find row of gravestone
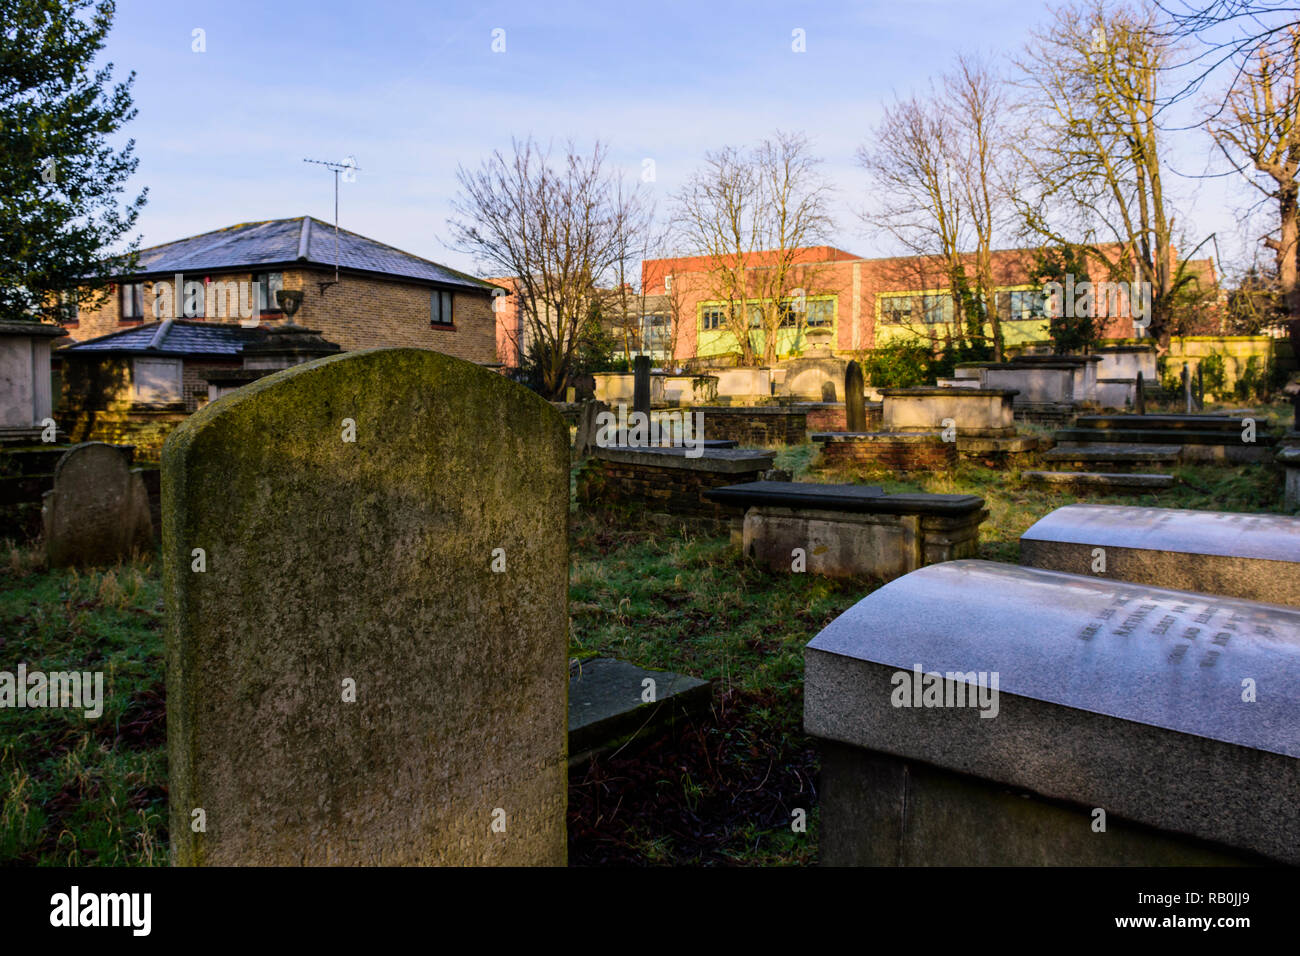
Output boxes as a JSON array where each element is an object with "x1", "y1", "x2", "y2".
[{"x1": 119, "y1": 349, "x2": 1300, "y2": 864}]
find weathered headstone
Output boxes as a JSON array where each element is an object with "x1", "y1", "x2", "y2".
[
  {"x1": 806, "y1": 560, "x2": 1300, "y2": 865},
  {"x1": 844, "y1": 360, "x2": 866, "y2": 432},
  {"x1": 163, "y1": 348, "x2": 570, "y2": 865},
  {"x1": 42, "y1": 442, "x2": 153, "y2": 568},
  {"x1": 633, "y1": 355, "x2": 651, "y2": 418},
  {"x1": 1134, "y1": 370, "x2": 1145, "y2": 415},
  {"x1": 572, "y1": 398, "x2": 610, "y2": 460},
  {"x1": 1020, "y1": 504, "x2": 1300, "y2": 606}
]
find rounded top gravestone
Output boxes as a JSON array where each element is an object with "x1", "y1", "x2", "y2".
[
  {"x1": 162, "y1": 348, "x2": 570, "y2": 866},
  {"x1": 43, "y1": 442, "x2": 153, "y2": 568}
]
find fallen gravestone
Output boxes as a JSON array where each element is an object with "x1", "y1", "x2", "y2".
[
  {"x1": 1020, "y1": 504, "x2": 1300, "y2": 606},
  {"x1": 42, "y1": 442, "x2": 153, "y2": 568},
  {"x1": 163, "y1": 348, "x2": 570, "y2": 865},
  {"x1": 568, "y1": 658, "x2": 710, "y2": 765},
  {"x1": 806, "y1": 560, "x2": 1300, "y2": 865}
]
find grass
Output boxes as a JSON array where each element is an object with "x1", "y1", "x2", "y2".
[
  {"x1": 0, "y1": 409, "x2": 1291, "y2": 865},
  {"x1": 0, "y1": 543, "x2": 166, "y2": 865}
]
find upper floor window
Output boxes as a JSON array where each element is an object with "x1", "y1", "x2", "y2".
[
  {"x1": 701, "y1": 306, "x2": 727, "y2": 331},
  {"x1": 806, "y1": 298, "x2": 834, "y2": 327},
  {"x1": 1000, "y1": 289, "x2": 1046, "y2": 321},
  {"x1": 254, "y1": 272, "x2": 284, "y2": 313},
  {"x1": 922, "y1": 294, "x2": 951, "y2": 325},
  {"x1": 120, "y1": 282, "x2": 144, "y2": 321},
  {"x1": 431, "y1": 289, "x2": 454, "y2": 326},
  {"x1": 880, "y1": 295, "x2": 912, "y2": 325},
  {"x1": 58, "y1": 290, "x2": 79, "y2": 324}
]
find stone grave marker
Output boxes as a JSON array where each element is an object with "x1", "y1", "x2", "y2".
[
  {"x1": 633, "y1": 355, "x2": 651, "y2": 417},
  {"x1": 573, "y1": 398, "x2": 610, "y2": 460},
  {"x1": 163, "y1": 348, "x2": 570, "y2": 865},
  {"x1": 1020, "y1": 504, "x2": 1300, "y2": 606},
  {"x1": 844, "y1": 361, "x2": 866, "y2": 432},
  {"x1": 42, "y1": 442, "x2": 153, "y2": 568},
  {"x1": 806, "y1": 560, "x2": 1300, "y2": 865}
]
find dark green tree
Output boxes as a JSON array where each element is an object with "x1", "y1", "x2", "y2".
[
  {"x1": 0, "y1": 0, "x2": 146, "y2": 323},
  {"x1": 1031, "y1": 243, "x2": 1099, "y2": 354}
]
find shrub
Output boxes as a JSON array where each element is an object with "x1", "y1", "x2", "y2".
[{"x1": 859, "y1": 340, "x2": 935, "y2": 388}]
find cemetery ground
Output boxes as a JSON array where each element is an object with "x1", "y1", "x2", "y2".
[{"x1": 0, "y1": 400, "x2": 1290, "y2": 866}]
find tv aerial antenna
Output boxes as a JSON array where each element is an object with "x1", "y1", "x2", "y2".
[{"x1": 303, "y1": 156, "x2": 359, "y2": 295}]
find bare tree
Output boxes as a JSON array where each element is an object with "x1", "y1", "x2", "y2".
[
  {"x1": 1209, "y1": 24, "x2": 1300, "y2": 323},
  {"x1": 449, "y1": 138, "x2": 647, "y2": 398},
  {"x1": 672, "y1": 132, "x2": 833, "y2": 366},
  {"x1": 948, "y1": 55, "x2": 1012, "y2": 359},
  {"x1": 1014, "y1": 0, "x2": 1199, "y2": 345},
  {"x1": 858, "y1": 58, "x2": 1013, "y2": 360}
]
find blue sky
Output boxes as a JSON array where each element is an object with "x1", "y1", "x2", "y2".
[{"x1": 99, "y1": 0, "x2": 1254, "y2": 275}]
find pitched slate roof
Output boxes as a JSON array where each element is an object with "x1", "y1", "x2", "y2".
[
  {"x1": 57, "y1": 319, "x2": 257, "y2": 356},
  {"x1": 114, "y1": 217, "x2": 492, "y2": 292}
]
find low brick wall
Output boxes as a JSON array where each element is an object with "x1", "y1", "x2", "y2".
[
  {"x1": 577, "y1": 446, "x2": 774, "y2": 529},
  {"x1": 692, "y1": 406, "x2": 806, "y2": 447},
  {"x1": 794, "y1": 402, "x2": 882, "y2": 434},
  {"x1": 813, "y1": 432, "x2": 957, "y2": 472}
]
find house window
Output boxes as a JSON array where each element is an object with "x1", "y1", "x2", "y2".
[
  {"x1": 922, "y1": 294, "x2": 952, "y2": 325},
  {"x1": 777, "y1": 300, "x2": 801, "y2": 328},
  {"x1": 1005, "y1": 289, "x2": 1046, "y2": 321},
  {"x1": 701, "y1": 307, "x2": 726, "y2": 331},
  {"x1": 747, "y1": 304, "x2": 764, "y2": 328},
  {"x1": 253, "y1": 272, "x2": 284, "y2": 313},
  {"x1": 120, "y1": 282, "x2": 144, "y2": 321},
  {"x1": 880, "y1": 295, "x2": 912, "y2": 325},
  {"x1": 431, "y1": 289, "x2": 454, "y2": 326},
  {"x1": 58, "y1": 291, "x2": 79, "y2": 325},
  {"x1": 180, "y1": 276, "x2": 206, "y2": 318},
  {"x1": 642, "y1": 313, "x2": 671, "y2": 353},
  {"x1": 132, "y1": 358, "x2": 183, "y2": 405},
  {"x1": 806, "y1": 298, "x2": 834, "y2": 327}
]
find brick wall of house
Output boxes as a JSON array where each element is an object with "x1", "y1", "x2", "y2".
[
  {"x1": 641, "y1": 244, "x2": 1178, "y2": 364},
  {"x1": 65, "y1": 268, "x2": 498, "y2": 365}
]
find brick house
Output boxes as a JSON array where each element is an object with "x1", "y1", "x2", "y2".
[
  {"x1": 635, "y1": 245, "x2": 1218, "y2": 365},
  {"x1": 64, "y1": 216, "x2": 499, "y2": 363}
]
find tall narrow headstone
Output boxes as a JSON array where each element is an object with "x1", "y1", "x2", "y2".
[
  {"x1": 163, "y1": 349, "x2": 570, "y2": 865},
  {"x1": 42, "y1": 442, "x2": 153, "y2": 568},
  {"x1": 633, "y1": 355, "x2": 651, "y2": 418},
  {"x1": 845, "y1": 360, "x2": 866, "y2": 432},
  {"x1": 1135, "y1": 371, "x2": 1145, "y2": 415},
  {"x1": 1182, "y1": 362, "x2": 1192, "y2": 414}
]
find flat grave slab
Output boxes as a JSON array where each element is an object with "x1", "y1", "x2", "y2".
[
  {"x1": 1021, "y1": 471, "x2": 1175, "y2": 491},
  {"x1": 705, "y1": 482, "x2": 986, "y2": 579},
  {"x1": 1021, "y1": 504, "x2": 1300, "y2": 605},
  {"x1": 805, "y1": 559, "x2": 1300, "y2": 864},
  {"x1": 568, "y1": 658, "x2": 710, "y2": 763}
]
